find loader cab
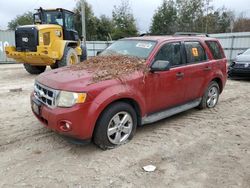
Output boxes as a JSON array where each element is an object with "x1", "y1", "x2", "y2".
[{"x1": 33, "y1": 8, "x2": 79, "y2": 41}]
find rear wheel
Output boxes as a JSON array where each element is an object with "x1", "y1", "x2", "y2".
[
  {"x1": 93, "y1": 102, "x2": 137, "y2": 150},
  {"x1": 23, "y1": 64, "x2": 46, "y2": 74},
  {"x1": 198, "y1": 81, "x2": 220, "y2": 109},
  {"x1": 57, "y1": 47, "x2": 79, "y2": 67}
]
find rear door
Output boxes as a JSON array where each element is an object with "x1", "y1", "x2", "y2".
[
  {"x1": 145, "y1": 41, "x2": 189, "y2": 113},
  {"x1": 205, "y1": 40, "x2": 227, "y2": 79},
  {"x1": 183, "y1": 41, "x2": 212, "y2": 101}
]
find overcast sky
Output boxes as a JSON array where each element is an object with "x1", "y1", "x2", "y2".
[{"x1": 0, "y1": 0, "x2": 249, "y2": 32}]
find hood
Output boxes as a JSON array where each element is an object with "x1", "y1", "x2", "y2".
[
  {"x1": 36, "y1": 66, "x2": 95, "y2": 92},
  {"x1": 235, "y1": 55, "x2": 250, "y2": 63},
  {"x1": 36, "y1": 66, "x2": 144, "y2": 92}
]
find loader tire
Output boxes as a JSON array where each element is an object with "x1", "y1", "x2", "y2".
[
  {"x1": 57, "y1": 47, "x2": 79, "y2": 67},
  {"x1": 23, "y1": 64, "x2": 46, "y2": 75}
]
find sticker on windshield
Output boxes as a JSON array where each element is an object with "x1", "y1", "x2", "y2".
[
  {"x1": 136, "y1": 43, "x2": 153, "y2": 49},
  {"x1": 192, "y1": 47, "x2": 199, "y2": 57}
]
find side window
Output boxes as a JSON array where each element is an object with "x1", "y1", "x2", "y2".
[
  {"x1": 154, "y1": 42, "x2": 182, "y2": 67},
  {"x1": 65, "y1": 12, "x2": 75, "y2": 30},
  {"x1": 206, "y1": 41, "x2": 224, "y2": 60},
  {"x1": 184, "y1": 41, "x2": 207, "y2": 64}
]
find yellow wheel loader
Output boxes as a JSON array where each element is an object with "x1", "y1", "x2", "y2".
[{"x1": 5, "y1": 8, "x2": 87, "y2": 74}]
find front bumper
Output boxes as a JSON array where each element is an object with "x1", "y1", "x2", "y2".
[
  {"x1": 228, "y1": 67, "x2": 250, "y2": 78},
  {"x1": 31, "y1": 95, "x2": 97, "y2": 140},
  {"x1": 5, "y1": 46, "x2": 59, "y2": 65}
]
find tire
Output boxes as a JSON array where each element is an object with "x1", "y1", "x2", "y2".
[
  {"x1": 93, "y1": 102, "x2": 137, "y2": 150},
  {"x1": 23, "y1": 64, "x2": 46, "y2": 75},
  {"x1": 57, "y1": 47, "x2": 79, "y2": 67},
  {"x1": 80, "y1": 45, "x2": 87, "y2": 62},
  {"x1": 198, "y1": 81, "x2": 220, "y2": 109}
]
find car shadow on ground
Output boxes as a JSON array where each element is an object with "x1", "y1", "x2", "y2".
[{"x1": 49, "y1": 107, "x2": 200, "y2": 153}]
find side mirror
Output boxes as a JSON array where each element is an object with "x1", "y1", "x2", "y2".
[
  {"x1": 150, "y1": 60, "x2": 170, "y2": 72},
  {"x1": 96, "y1": 50, "x2": 103, "y2": 56},
  {"x1": 34, "y1": 14, "x2": 42, "y2": 24}
]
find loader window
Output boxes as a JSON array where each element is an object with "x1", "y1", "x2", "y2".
[
  {"x1": 33, "y1": 13, "x2": 42, "y2": 24},
  {"x1": 65, "y1": 12, "x2": 75, "y2": 30}
]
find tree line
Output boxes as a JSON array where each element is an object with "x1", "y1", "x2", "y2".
[{"x1": 7, "y1": 0, "x2": 250, "y2": 41}]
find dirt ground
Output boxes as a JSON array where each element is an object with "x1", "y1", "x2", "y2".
[{"x1": 0, "y1": 64, "x2": 249, "y2": 188}]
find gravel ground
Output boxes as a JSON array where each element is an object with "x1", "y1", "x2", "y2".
[{"x1": 0, "y1": 64, "x2": 249, "y2": 188}]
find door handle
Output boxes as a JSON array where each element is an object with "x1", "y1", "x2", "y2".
[
  {"x1": 176, "y1": 72, "x2": 184, "y2": 78},
  {"x1": 203, "y1": 67, "x2": 212, "y2": 71}
]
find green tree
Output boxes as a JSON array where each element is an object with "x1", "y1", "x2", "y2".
[
  {"x1": 176, "y1": 0, "x2": 205, "y2": 32},
  {"x1": 74, "y1": 1, "x2": 98, "y2": 40},
  {"x1": 8, "y1": 12, "x2": 33, "y2": 30},
  {"x1": 204, "y1": 8, "x2": 234, "y2": 33},
  {"x1": 96, "y1": 15, "x2": 113, "y2": 41},
  {"x1": 112, "y1": 0, "x2": 138, "y2": 40},
  {"x1": 217, "y1": 9, "x2": 234, "y2": 33},
  {"x1": 150, "y1": 0, "x2": 177, "y2": 35}
]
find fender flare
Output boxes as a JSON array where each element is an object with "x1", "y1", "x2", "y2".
[{"x1": 86, "y1": 84, "x2": 146, "y2": 136}]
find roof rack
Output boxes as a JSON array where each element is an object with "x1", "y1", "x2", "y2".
[
  {"x1": 174, "y1": 32, "x2": 209, "y2": 37},
  {"x1": 139, "y1": 33, "x2": 151, "y2": 37}
]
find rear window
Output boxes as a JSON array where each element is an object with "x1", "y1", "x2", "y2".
[
  {"x1": 184, "y1": 41, "x2": 207, "y2": 63},
  {"x1": 206, "y1": 41, "x2": 224, "y2": 60}
]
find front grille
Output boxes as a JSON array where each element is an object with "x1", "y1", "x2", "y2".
[
  {"x1": 34, "y1": 82, "x2": 59, "y2": 108},
  {"x1": 15, "y1": 26, "x2": 38, "y2": 52},
  {"x1": 234, "y1": 63, "x2": 250, "y2": 69}
]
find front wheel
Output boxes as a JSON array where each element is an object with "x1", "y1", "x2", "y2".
[
  {"x1": 23, "y1": 64, "x2": 46, "y2": 74},
  {"x1": 198, "y1": 81, "x2": 220, "y2": 109},
  {"x1": 57, "y1": 47, "x2": 79, "y2": 67},
  {"x1": 93, "y1": 102, "x2": 137, "y2": 150}
]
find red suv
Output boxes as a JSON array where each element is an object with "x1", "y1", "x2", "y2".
[{"x1": 31, "y1": 36, "x2": 227, "y2": 149}]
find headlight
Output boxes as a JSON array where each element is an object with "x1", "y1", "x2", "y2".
[{"x1": 57, "y1": 91, "x2": 87, "y2": 107}]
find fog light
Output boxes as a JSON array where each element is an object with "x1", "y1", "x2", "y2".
[{"x1": 59, "y1": 120, "x2": 72, "y2": 132}]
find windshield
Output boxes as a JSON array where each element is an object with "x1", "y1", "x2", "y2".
[
  {"x1": 44, "y1": 11, "x2": 63, "y2": 26},
  {"x1": 243, "y1": 49, "x2": 250, "y2": 55},
  {"x1": 101, "y1": 40, "x2": 157, "y2": 59}
]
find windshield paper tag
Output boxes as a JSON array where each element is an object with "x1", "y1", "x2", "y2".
[{"x1": 136, "y1": 43, "x2": 153, "y2": 49}]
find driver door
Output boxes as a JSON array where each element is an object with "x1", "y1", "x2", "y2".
[{"x1": 145, "y1": 41, "x2": 188, "y2": 114}]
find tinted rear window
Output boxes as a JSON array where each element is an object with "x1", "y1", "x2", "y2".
[
  {"x1": 206, "y1": 41, "x2": 224, "y2": 60},
  {"x1": 184, "y1": 41, "x2": 207, "y2": 63}
]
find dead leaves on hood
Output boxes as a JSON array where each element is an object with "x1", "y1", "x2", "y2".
[{"x1": 71, "y1": 55, "x2": 148, "y2": 82}]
